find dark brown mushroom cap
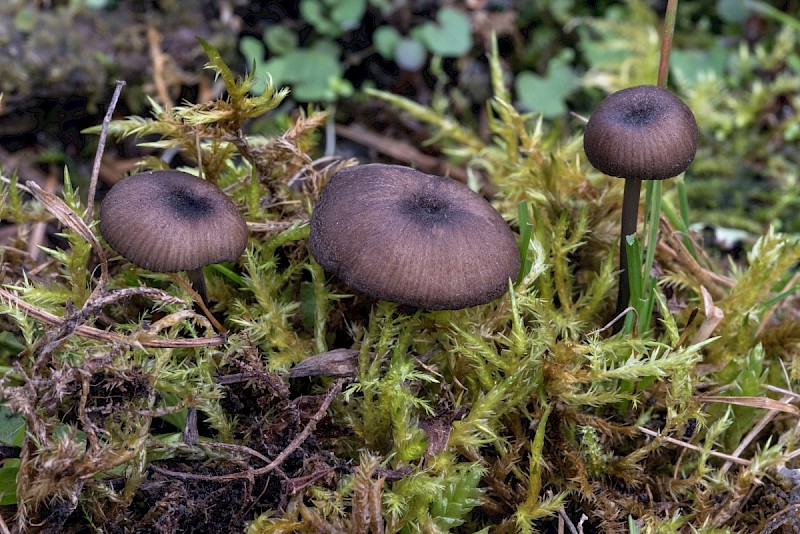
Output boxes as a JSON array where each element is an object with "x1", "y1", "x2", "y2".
[
  {"x1": 583, "y1": 85, "x2": 698, "y2": 181},
  {"x1": 99, "y1": 170, "x2": 248, "y2": 272},
  {"x1": 309, "y1": 164, "x2": 521, "y2": 310}
]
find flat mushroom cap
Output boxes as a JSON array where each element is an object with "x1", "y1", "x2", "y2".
[
  {"x1": 99, "y1": 170, "x2": 248, "y2": 272},
  {"x1": 309, "y1": 164, "x2": 521, "y2": 310},
  {"x1": 583, "y1": 85, "x2": 698, "y2": 181}
]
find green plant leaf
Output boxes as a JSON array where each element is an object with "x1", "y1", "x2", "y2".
[
  {"x1": 330, "y1": 0, "x2": 366, "y2": 31},
  {"x1": 83, "y1": 0, "x2": 116, "y2": 8},
  {"x1": 263, "y1": 25, "x2": 298, "y2": 55},
  {"x1": 197, "y1": 37, "x2": 238, "y2": 98},
  {"x1": 515, "y1": 53, "x2": 579, "y2": 117},
  {"x1": 431, "y1": 465, "x2": 485, "y2": 529},
  {"x1": 716, "y1": 0, "x2": 751, "y2": 23},
  {"x1": 300, "y1": 0, "x2": 366, "y2": 36},
  {"x1": 628, "y1": 515, "x2": 641, "y2": 534},
  {"x1": 0, "y1": 331, "x2": 25, "y2": 355},
  {"x1": 300, "y1": 0, "x2": 336, "y2": 35},
  {"x1": 263, "y1": 45, "x2": 345, "y2": 102},
  {"x1": 516, "y1": 200, "x2": 533, "y2": 284},
  {"x1": 238, "y1": 36, "x2": 268, "y2": 95},
  {"x1": 670, "y1": 43, "x2": 729, "y2": 85},
  {"x1": 416, "y1": 7, "x2": 472, "y2": 57},
  {"x1": 0, "y1": 405, "x2": 24, "y2": 446},
  {"x1": 395, "y1": 38, "x2": 427, "y2": 71},
  {"x1": 13, "y1": 8, "x2": 36, "y2": 32},
  {"x1": 373, "y1": 26, "x2": 401, "y2": 59},
  {"x1": 0, "y1": 460, "x2": 19, "y2": 505}
]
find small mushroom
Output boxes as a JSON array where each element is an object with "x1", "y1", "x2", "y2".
[
  {"x1": 99, "y1": 170, "x2": 248, "y2": 305},
  {"x1": 309, "y1": 164, "x2": 520, "y2": 310},
  {"x1": 583, "y1": 85, "x2": 697, "y2": 315}
]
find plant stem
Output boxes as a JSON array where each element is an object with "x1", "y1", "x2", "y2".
[
  {"x1": 187, "y1": 269, "x2": 209, "y2": 306},
  {"x1": 640, "y1": 180, "x2": 662, "y2": 332},
  {"x1": 86, "y1": 80, "x2": 125, "y2": 222},
  {"x1": 658, "y1": 0, "x2": 679, "y2": 88}
]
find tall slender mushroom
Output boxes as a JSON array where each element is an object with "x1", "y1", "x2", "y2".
[
  {"x1": 309, "y1": 164, "x2": 520, "y2": 310},
  {"x1": 99, "y1": 170, "x2": 248, "y2": 309},
  {"x1": 583, "y1": 85, "x2": 697, "y2": 315}
]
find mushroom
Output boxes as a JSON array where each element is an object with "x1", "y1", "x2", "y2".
[
  {"x1": 583, "y1": 85, "x2": 697, "y2": 315},
  {"x1": 99, "y1": 170, "x2": 248, "y2": 307},
  {"x1": 309, "y1": 164, "x2": 520, "y2": 310}
]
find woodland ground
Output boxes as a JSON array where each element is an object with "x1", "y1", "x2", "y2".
[{"x1": 1, "y1": 1, "x2": 800, "y2": 533}]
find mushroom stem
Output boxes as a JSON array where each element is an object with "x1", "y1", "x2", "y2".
[
  {"x1": 616, "y1": 177, "x2": 642, "y2": 319},
  {"x1": 168, "y1": 271, "x2": 228, "y2": 334},
  {"x1": 187, "y1": 268, "x2": 209, "y2": 305}
]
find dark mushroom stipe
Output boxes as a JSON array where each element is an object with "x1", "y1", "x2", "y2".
[
  {"x1": 617, "y1": 176, "x2": 643, "y2": 316},
  {"x1": 309, "y1": 164, "x2": 520, "y2": 310}
]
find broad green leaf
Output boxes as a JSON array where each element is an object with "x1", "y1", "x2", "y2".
[
  {"x1": 0, "y1": 460, "x2": 19, "y2": 505},
  {"x1": 238, "y1": 36, "x2": 269, "y2": 95},
  {"x1": 515, "y1": 54, "x2": 578, "y2": 117},
  {"x1": 373, "y1": 26, "x2": 401, "y2": 59},
  {"x1": 263, "y1": 25, "x2": 298, "y2": 54},
  {"x1": 416, "y1": 7, "x2": 472, "y2": 57},
  {"x1": 395, "y1": 38, "x2": 427, "y2": 71},
  {"x1": 263, "y1": 47, "x2": 344, "y2": 102}
]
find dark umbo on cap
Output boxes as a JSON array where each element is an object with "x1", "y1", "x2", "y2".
[
  {"x1": 309, "y1": 164, "x2": 520, "y2": 310},
  {"x1": 99, "y1": 170, "x2": 248, "y2": 272}
]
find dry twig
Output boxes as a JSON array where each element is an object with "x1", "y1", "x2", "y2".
[
  {"x1": 147, "y1": 26, "x2": 172, "y2": 112},
  {"x1": 689, "y1": 286, "x2": 724, "y2": 345},
  {"x1": 150, "y1": 378, "x2": 345, "y2": 482},
  {"x1": 86, "y1": 80, "x2": 126, "y2": 221},
  {"x1": 337, "y1": 123, "x2": 468, "y2": 183},
  {"x1": 658, "y1": 215, "x2": 732, "y2": 299},
  {"x1": 26, "y1": 173, "x2": 57, "y2": 264},
  {"x1": 760, "y1": 504, "x2": 800, "y2": 534},
  {"x1": 0, "y1": 286, "x2": 227, "y2": 348},
  {"x1": 0, "y1": 510, "x2": 10, "y2": 534},
  {"x1": 757, "y1": 271, "x2": 800, "y2": 337},
  {"x1": 25, "y1": 180, "x2": 109, "y2": 295},
  {"x1": 637, "y1": 426, "x2": 751, "y2": 466},
  {"x1": 712, "y1": 393, "x2": 798, "y2": 477}
]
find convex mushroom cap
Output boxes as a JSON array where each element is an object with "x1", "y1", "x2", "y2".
[
  {"x1": 309, "y1": 164, "x2": 520, "y2": 310},
  {"x1": 583, "y1": 85, "x2": 698, "y2": 181},
  {"x1": 99, "y1": 170, "x2": 248, "y2": 272}
]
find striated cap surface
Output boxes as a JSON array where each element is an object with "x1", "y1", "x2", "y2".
[
  {"x1": 583, "y1": 85, "x2": 698, "y2": 181},
  {"x1": 309, "y1": 164, "x2": 520, "y2": 310},
  {"x1": 99, "y1": 170, "x2": 248, "y2": 272}
]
